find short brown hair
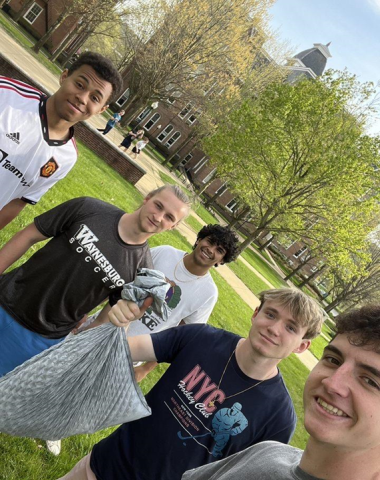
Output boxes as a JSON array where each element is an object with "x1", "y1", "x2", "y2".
[
  {"x1": 334, "y1": 305, "x2": 380, "y2": 352},
  {"x1": 258, "y1": 288, "x2": 324, "y2": 339}
]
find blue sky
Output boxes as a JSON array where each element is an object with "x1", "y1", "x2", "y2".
[{"x1": 269, "y1": 0, "x2": 380, "y2": 86}]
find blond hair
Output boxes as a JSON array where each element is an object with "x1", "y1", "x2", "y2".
[
  {"x1": 258, "y1": 288, "x2": 324, "y2": 339},
  {"x1": 147, "y1": 185, "x2": 192, "y2": 208}
]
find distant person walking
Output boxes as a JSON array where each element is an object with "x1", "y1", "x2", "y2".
[
  {"x1": 119, "y1": 129, "x2": 144, "y2": 152},
  {"x1": 97, "y1": 110, "x2": 125, "y2": 135},
  {"x1": 131, "y1": 137, "x2": 149, "y2": 159}
]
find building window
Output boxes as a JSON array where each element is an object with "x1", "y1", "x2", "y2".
[
  {"x1": 186, "y1": 114, "x2": 197, "y2": 125},
  {"x1": 293, "y1": 246, "x2": 307, "y2": 259},
  {"x1": 144, "y1": 113, "x2": 160, "y2": 130},
  {"x1": 226, "y1": 199, "x2": 238, "y2": 212},
  {"x1": 165, "y1": 131, "x2": 181, "y2": 148},
  {"x1": 202, "y1": 168, "x2": 216, "y2": 184},
  {"x1": 167, "y1": 96, "x2": 176, "y2": 105},
  {"x1": 136, "y1": 107, "x2": 151, "y2": 121},
  {"x1": 178, "y1": 104, "x2": 191, "y2": 119},
  {"x1": 193, "y1": 156, "x2": 207, "y2": 174},
  {"x1": 115, "y1": 88, "x2": 130, "y2": 107},
  {"x1": 180, "y1": 153, "x2": 193, "y2": 167},
  {"x1": 157, "y1": 124, "x2": 173, "y2": 142},
  {"x1": 24, "y1": 3, "x2": 43, "y2": 24}
]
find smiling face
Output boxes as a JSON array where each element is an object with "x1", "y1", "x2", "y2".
[
  {"x1": 303, "y1": 334, "x2": 380, "y2": 452},
  {"x1": 248, "y1": 300, "x2": 310, "y2": 361},
  {"x1": 137, "y1": 188, "x2": 189, "y2": 236},
  {"x1": 190, "y1": 236, "x2": 227, "y2": 273},
  {"x1": 49, "y1": 65, "x2": 113, "y2": 125}
]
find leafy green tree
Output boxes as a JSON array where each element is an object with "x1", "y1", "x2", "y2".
[
  {"x1": 202, "y1": 70, "x2": 380, "y2": 252},
  {"x1": 118, "y1": 0, "x2": 281, "y2": 125}
]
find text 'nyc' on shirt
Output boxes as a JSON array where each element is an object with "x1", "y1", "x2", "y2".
[
  {"x1": 0, "y1": 198, "x2": 152, "y2": 338},
  {"x1": 0, "y1": 76, "x2": 77, "y2": 208}
]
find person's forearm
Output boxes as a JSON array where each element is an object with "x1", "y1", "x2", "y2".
[
  {"x1": 134, "y1": 361, "x2": 158, "y2": 382},
  {"x1": 0, "y1": 199, "x2": 26, "y2": 230},
  {"x1": 0, "y1": 223, "x2": 47, "y2": 274}
]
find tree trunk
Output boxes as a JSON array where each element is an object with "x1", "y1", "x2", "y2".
[
  {"x1": 324, "y1": 297, "x2": 341, "y2": 313},
  {"x1": 50, "y1": 28, "x2": 78, "y2": 62},
  {"x1": 238, "y1": 229, "x2": 263, "y2": 253},
  {"x1": 229, "y1": 206, "x2": 250, "y2": 229},
  {"x1": 298, "y1": 265, "x2": 326, "y2": 288},
  {"x1": 258, "y1": 237, "x2": 273, "y2": 251},
  {"x1": 13, "y1": 0, "x2": 35, "y2": 22},
  {"x1": 205, "y1": 185, "x2": 227, "y2": 208},
  {"x1": 284, "y1": 260, "x2": 311, "y2": 280},
  {"x1": 32, "y1": 12, "x2": 68, "y2": 53},
  {"x1": 198, "y1": 175, "x2": 216, "y2": 195}
]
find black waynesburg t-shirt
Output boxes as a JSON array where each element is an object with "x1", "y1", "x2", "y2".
[{"x1": 0, "y1": 197, "x2": 152, "y2": 338}]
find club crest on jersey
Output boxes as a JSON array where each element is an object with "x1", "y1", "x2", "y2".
[{"x1": 40, "y1": 157, "x2": 58, "y2": 177}]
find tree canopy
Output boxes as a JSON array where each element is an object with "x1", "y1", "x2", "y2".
[{"x1": 202, "y1": 70, "x2": 380, "y2": 252}]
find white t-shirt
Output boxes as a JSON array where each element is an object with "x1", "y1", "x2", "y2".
[
  {"x1": 0, "y1": 76, "x2": 77, "y2": 209},
  {"x1": 127, "y1": 245, "x2": 218, "y2": 337}
]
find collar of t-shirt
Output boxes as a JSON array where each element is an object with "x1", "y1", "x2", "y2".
[{"x1": 39, "y1": 96, "x2": 75, "y2": 147}]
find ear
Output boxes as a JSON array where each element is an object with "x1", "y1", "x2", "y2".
[
  {"x1": 251, "y1": 306, "x2": 259, "y2": 321},
  {"x1": 59, "y1": 69, "x2": 69, "y2": 85},
  {"x1": 99, "y1": 104, "x2": 109, "y2": 114},
  {"x1": 292, "y1": 339, "x2": 311, "y2": 354}
]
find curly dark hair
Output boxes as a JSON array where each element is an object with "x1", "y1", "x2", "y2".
[
  {"x1": 194, "y1": 224, "x2": 239, "y2": 264},
  {"x1": 67, "y1": 52, "x2": 123, "y2": 103},
  {"x1": 334, "y1": 305, "x2": 380, "y2": 352}
]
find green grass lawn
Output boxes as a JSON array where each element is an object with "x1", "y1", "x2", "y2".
[
  {"x1": 0, "y1": 140, "x2": 311, "y2": 478},
  {"x1": 0, "y1": 13, "x2": 62, "y2": 77},
  {"x1": 240, "y1": 248, "x2": 288, "y2": 289},
  {"x1": 229, "y1": 259, "x2": 270, "y2": 295},
  {"x1": 193, "y1": 204, "x2": 218, "y2": 225},
  {"x1": 185, "y1": 214, "x2": 203, "y2": 233}
]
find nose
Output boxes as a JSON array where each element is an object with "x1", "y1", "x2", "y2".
[
  {"x1": 321, "y1": 364, "x2": 351, "y2": 397},
  {"x1": 75, "y1": 90, "x2": 89, "y2": 105},
  {"x1": 267, "y1": 321, "x2": 281, "y2": 337}
]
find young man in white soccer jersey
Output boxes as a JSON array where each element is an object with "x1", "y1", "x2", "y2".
[{"x1": 0, "y1": 51, "x2": 122, "y2": 230}]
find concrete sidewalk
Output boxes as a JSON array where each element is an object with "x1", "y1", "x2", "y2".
[{"x1": 0, "y1": 24, "x2": 318, "y2": 371}]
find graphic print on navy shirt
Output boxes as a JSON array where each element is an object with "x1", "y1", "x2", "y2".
[{"x1": 167, "y1": 361, "x2": 249, "y2": 458}]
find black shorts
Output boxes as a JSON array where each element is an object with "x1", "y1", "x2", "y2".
[{"x1": 132, "y1": 146, "x2": 140, "y2": 154}]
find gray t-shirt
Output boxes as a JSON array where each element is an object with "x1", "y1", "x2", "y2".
[
  {"x1": 0, "y1": 197, "x2": 152, "y2": 338},
  {"x1": 182, "y1": 441, "x2": 323, "y2": 480}
]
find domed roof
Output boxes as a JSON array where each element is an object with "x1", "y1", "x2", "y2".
[{"x1": 293, "y1": 43, "x2": 332, "y2": 77}]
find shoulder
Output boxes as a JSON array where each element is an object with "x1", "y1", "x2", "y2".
[
  {"x1": 0, "y1": 76, "x2": 43, "y2": 102},
  {"x1": 151, "y1": 245, "x2": 185, "y2": 257}
]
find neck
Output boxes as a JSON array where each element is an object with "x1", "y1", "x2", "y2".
[
  {"x1": 299, "y1": 438, "x2": 380, "y2": 480},
  {"x1": 183, "y1": 252, "x2": 210, "y2": 276},
  {"x1": 118, "y1": 212, "x2": 150, "y2": 245},
  {"x1": 235, "y1": 339, "x2": 278, "y2": 380},
  {"x1": 45, "y1": 96, "x2": 72, "y2": 140}
]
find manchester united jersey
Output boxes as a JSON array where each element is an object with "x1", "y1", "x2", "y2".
[{"x1": 0, "y1": 76, "x2": 77, "y2": 208}]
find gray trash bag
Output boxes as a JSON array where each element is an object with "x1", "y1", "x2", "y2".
[
  {"x1": 121, "y1": 267, "x2": 172, "y2": 321},
  {"x1": 0, "y1": 323, "x2": 151, "y2": 440}
]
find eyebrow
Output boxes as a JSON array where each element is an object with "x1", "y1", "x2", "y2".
[
  {"x1": 324, "y1": 344, "x2": 380, "y2": 379},
  {"x1": 265, "y1": 307, "x2": 298, "y2": 326},
  {"x1": 77, "y1": 74, "x2": 105, "y2": 99}
]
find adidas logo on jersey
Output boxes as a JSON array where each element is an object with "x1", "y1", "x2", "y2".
[{"x1": 6, "y1": 132, "x2": 20, "y2": 145}]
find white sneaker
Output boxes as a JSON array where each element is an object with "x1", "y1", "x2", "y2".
[{"x1": 46, "y1": 439, "x2": 61, "y2": 456}]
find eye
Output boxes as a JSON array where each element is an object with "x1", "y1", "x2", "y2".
[
  {"x1": 76, "y1": 82, "x2": 84, "y2": 89},
  {"x1": 363, "y1": 377, "x2": 380, "y2": 391},
  {"x1": 92, "y1": 95, "x2": 100, "y2": 103},
  {"x1": 165, "y1": 214, "x2": 175, "y2": 222},
  {"x1": 287, "y1": 324, "x2": 297, "y2": 333},
  {"x1": 217, "y1": 247, "x2": 225, "y2": 254},
  {"x1": 266, "y1": 311, "x2": 275, "y2": 320},
  {"x1": 323, "y1": 355, "x2": 341, "y2": 366},
  {"x1": 155, "y1": 202, "x2": 163, "y2": 210}
]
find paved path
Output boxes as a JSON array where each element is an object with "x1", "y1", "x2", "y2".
[{"x1": 0, "y1": 24, "x2": 318, "y2": 370}]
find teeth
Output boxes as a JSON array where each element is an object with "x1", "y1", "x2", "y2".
[{"x1": 317, "y1": 398, "x2": 348, "y2": 417}]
